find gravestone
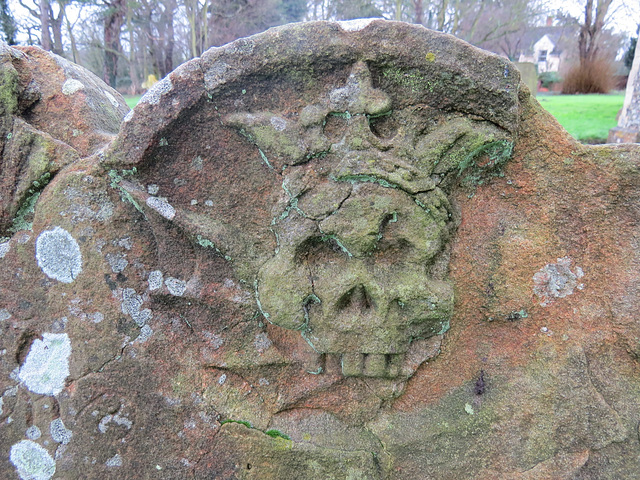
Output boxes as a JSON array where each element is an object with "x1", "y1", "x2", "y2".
[
  {"x1": 2, "y1": 20, "x2": 640, "y2": 479},
  {"x1": 514, "y1": 61, "x2": 537, "y2": 96},
  {"x1": 609, "y1": 41, "x2": 640, "y2": 143}
]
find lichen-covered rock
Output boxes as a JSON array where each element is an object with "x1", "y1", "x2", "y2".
[
  {"x1": 2, "y1": 20, "x2": 640, "y2": 480},
  {"x1": 0, "y1": 42, "x2": 128, "y2": 236}
]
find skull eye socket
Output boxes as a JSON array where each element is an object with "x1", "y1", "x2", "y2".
[
  {"x1": 294, "y1": 236, "x2": 351, "y2": 265},
  {"x1": 368, "y1": 113, "x2": 398, "y2": 139}
]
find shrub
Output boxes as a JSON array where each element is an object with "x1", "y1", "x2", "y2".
[
  {"x1": 562, "y1": 58, "x2": 615, "y2": 94},
  {"x1": 538, "y1": 71, "x2": 562, "y2": 89}
]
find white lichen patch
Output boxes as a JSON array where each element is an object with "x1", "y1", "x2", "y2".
[
  {"x1": 35, "y1": 227, "x2": 82, "y2": 283},
  {"x1": 105, "y1": 252, "x2": 128, "y2": 273},
  {"x1": 105, "y1": 453, "x2": 123, "y2": 467},
  {"x1": 270, "y1": 116, "x2": 287, "y2": 131},
  {"x1": 98, "y1": 407, "x2": 132, "y2": 433},
  {"x1": 148, "y1": 270, "x2": 163, "y2": 291},
  {"x1": 203, "y1": 331, "x2": 223, "y2": 349},
  {"x1": 103, "y1": 90, "x2": 120, "y2": 108},
  {"x1": 61, "y1": 78, "x2": 84, "y2": 95},
  {"x1": 54, "y1": 443, "x2": 67, "y2": 461},
  {"x1": 204, "y1": 61, "x2": 230, "y2": 90},
  {"x1": 26, "y1": 425, "x2": 42, "y2": 440},
  {"x1": 62, "y1": 187, "x2": 115, "y2": 224},
  {"x1": 139, "y1": 77, "x2": 173, "y2": 105},
  {"x1": 134, "y1": 324, "x2": 153, "y2": 343},
  {"x1": 254, "y1": 332, "x2": 272, "y2": 352},
  {"x1": 337, "y1": 18, "x2": 378, "y2": 32},
  {"x1": 147, "y1": 184, "x2": 160, "y2": 195},
  {"x1": 166, "y1": 277, "x2": 187, "y2": 296},
  {"x1": 117, "y1": 237, "x2": 133, "y2": 250},
  {"x1": 18, "y1": 333, "x2": 71, "y2": 396},
  {"x1": 17, "y1": 233, "x2": 30, "y2": 244},
  {"x1": 10, "y1": 440, "x2": 56, "y2": 480},
  {"x1": 533, "y1": 257, "x2": 584, "y2": 306},
  {"x1": 0, "y1": 239, "x2": 10, "y2": 258},
  {"x1": 50, "y1": 418, "x2": 72, "y2": 444},
  {"x1": 88, "y1": 312, "x2": 104, "y2": 324},
  {"x1": 0, "y1": 308, "x2": 11, "y2": 321},
  {"x1": 146, "y1": 196, "x2": 176, "y2": 220},
  {"x1": 119, "y1": 288, "x2": 152, "y2": 326}
]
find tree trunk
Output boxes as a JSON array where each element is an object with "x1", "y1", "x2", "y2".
[
  {"x1": 164, "y1": 0, "x2": 176, "y2": 76},
  {"x1": 126, "y1": 2, "x2": 140, "y2": 94},
  {"x1": 39, "y1": 0, "x2": 52, "y2": 51},
  {"x1": 63, "y1": 3, "x2": 78, "y2": 63},
  {"x1": 437, "y1": 0, "x2": 447, "y2": 31},
  {"x1": 50, "y1": 3, "x2": 64, "y2": 56},
  {"x1": 578, "y1": 0, "x2": 614, "y2": 65},
  {"x1": 414, "y1": 0, "x2": 423, "y2": 25},
  {"x1": 104, "y1": 0, "x2": 126, "y2": 88}
]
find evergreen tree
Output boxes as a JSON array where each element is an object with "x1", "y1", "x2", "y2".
[{"x1": 0, "y1": 0, "x2": 17, "y2": 44}]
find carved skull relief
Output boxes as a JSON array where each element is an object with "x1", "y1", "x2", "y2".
[
  {"x1": 224, "y1": 62, "x2": 511, "y2": 378},
  {"x1": 256, "y1": 182, "x2": 455, "y2": 378}
]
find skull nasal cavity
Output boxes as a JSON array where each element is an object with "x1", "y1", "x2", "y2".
[{"x1": 337, "y1": 285, "x2": 375, "y2": 311}]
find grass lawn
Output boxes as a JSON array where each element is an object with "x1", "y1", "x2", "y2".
[
  {"x1": 537, "y1": 93, "x2": 625, "y2": 143},
  {"x1": 123, "y1": 95, "x2": 141, "y2": 109}
]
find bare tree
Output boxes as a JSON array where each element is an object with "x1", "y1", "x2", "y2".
[
  {"x1": 18, "y1": 0, "x2": 67, "y2": 53},
  {"x1": 578, "y1": 0, "x2": 614, "y2": 65}
]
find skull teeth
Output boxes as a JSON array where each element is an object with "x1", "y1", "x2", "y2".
[{"x1": 341, "y1": 353, "x2": 402, "y2": 378}]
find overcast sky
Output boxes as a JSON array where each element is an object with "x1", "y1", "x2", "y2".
[{"x1": 556, "y1": 0, "x2": 640, "y2": 35}]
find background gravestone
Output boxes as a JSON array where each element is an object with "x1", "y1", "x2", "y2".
[
  {"x1": 2, "y1": 20, "x2": 640, "y2": 480},
  {"x1": 514, "y1": 61, "x2": 537, "y2": 96},
  {"x1": 609, "y1": 40, "x2": 640, "y2": 143}
]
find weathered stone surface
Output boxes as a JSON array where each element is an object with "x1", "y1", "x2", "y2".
[
  {"x1": 0, "y1": 42, "x2": 129, "y2": 236},
  {"x1": 2, "y1": 20, "x2": 640, "y2": 479}
]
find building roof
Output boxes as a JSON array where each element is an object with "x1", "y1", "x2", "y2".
[{"x1": 518, "y1": 25, "x2": 578, "y2": 55}]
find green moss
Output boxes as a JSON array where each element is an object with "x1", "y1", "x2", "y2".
[
  {"x1": 258, "y1": 148, "x2": 274, "y2": 170},
  {"x1": 0, "y1": 66, "x2": 19, "y2": 116},
  {"x1": 221, "y1": 420, "x2": 292, "y2": 442},
  {"x1": 335, "y1": 174, "x2": 398, "y2": 190},
  {"x1": 265, "y1": 429, "x2": 291, "y2": 440},
  {"x1": 8, "y1": 172, "x2": 52, "y2": 233},
  {"x1": 221, "y1": 419, "x2": 253, "y2": 428},
  {"x1": 457, "y1": 140, "x2": 514, "y2": 186},
  {"x1": 506, "y1": 309, "x2": 528, "y2": 321},
  {"x1": 329, "y1": 111, "x2": 352, "y2": 120},
  {"x1": 107, "y1": 168, "x2": 145, "y2": 216},
  {"x1": 196, "y1": 234, "x2": 232, "y2": 261},
  {"x1": 382, "y1": 68, "x2": 435, "y2": 93},
  {"x1": 254, "y1": 278, "x2": 271, "y2": 321},
  {"x1": 9, "y1": 192, "x2": 40, "y2": 233}
]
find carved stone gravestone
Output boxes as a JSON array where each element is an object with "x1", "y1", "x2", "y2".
[
  {"x1": 609, "y1": 41, "x2": 640, "y2": 143},
  {"x1": 2, "y1": 20, "x2": 640, "y2": 479}
]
